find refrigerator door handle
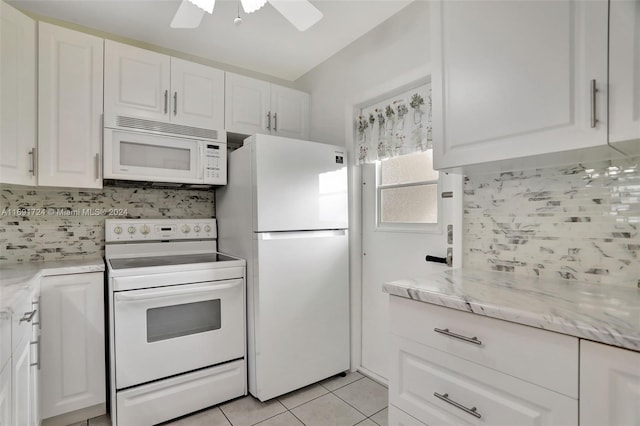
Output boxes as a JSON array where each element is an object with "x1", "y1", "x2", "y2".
[{"x1": 256, "y1": 230, "x2": 347, "y2": 240}]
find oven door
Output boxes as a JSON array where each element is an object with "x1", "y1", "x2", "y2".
[
  {"x1": 114, "y1": 279, "x2": 244, "y2": 389},
  {"x1": 104, "y1": 128, "x2": 204, "y2": 184}
]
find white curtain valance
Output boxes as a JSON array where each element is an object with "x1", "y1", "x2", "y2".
[{"x1": 355, "y1": 82, "x2": 432, "y2": 164}]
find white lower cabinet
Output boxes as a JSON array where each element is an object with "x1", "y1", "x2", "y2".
[
  {"x1": 579, "y1": 340, "x2": 640, "y2": 425},
  {"x1": 0, "y1": 362, "x2": 11, "y2": 426},
  {"x1": 40, "y1": 272, "x2": 105, "y2": 421},
  {"x1": 390, "y1": 335, "x2": 577, "y2": 425},
  {"x1": 389, "y1": 296, "x2": 579, "y2": 425},
  {"x1": 10, "y1": 285, "x2": 40, "y2": 426}
]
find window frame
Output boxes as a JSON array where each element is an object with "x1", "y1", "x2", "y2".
[{"x1": 374, "y1": 152, "x2": 443, "y2": 234}]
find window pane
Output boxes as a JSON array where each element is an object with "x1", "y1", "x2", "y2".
[
  {"x1": 380, "y1": 151, "x2": 438, "y2": 185},
  {"x1": 380, "y1": 184, "x2": 438, "y2": 223},
  {"x1": 146, "y1": 299, "x2": 221, "y2": 343}
]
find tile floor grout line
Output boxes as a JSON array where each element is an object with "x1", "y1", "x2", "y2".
[
  {"x1": 287, "y1": 407, "x2": 308, "y2": 426},
  {"x1": 279, "y1": 388, "x2": 330, "y2": 411},
  {"x1": 330, "y1": 387, "x2": 378, "y2": 419}
]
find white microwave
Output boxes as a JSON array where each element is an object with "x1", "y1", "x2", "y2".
[{"x1": 104, "y1": 127, "x2": 227, "y2": 186}]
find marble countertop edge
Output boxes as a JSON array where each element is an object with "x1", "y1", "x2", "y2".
[{"x1": 383, "y1": 273, "x2": 640, "y2": 353}]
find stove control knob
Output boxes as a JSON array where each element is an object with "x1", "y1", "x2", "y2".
[
  {"x1": 128, "y1": 226, "x2": 136, "y2": 234},
  {"x1": 113, "y1": 226, "x2": 122, "y2": 235},
  {"x1": 193, "y1": 225, "x2": 201, "y2": 233},
  {"x1": 140, "y1": 225, "x2": 150, "y2": 235},
  {"x1": 204, "y1": 225, "x2": 212, "y2": 233},
  {"x1": 181, "y1": 224, "x2": 191, "y2": 234}
]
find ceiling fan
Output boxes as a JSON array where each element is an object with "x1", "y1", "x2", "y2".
[{"x1": 170, "y1": 0, "x2": 323, "y2": 31}]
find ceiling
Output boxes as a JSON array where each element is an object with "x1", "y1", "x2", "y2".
[{"x1": 9, "y1": 0, "x2": 413, "y2": 81}]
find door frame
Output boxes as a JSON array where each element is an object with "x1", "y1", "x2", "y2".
[{"x1": 345, "y1": 65, "x2": 463, "y2": 380}]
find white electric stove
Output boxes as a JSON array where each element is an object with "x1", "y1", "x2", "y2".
[{"x1": 105, "y1": 219, "x2": 246, "y2": 426}]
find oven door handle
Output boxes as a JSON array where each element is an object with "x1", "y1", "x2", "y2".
[{"x1": 115, "y1": 280, "x2": 241, "y2": 302}]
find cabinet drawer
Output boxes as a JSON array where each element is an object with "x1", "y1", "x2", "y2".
[
  {"x1": 116, "y1": 360, "x2": 245, "y2": 426},
  {"x1": 389, "y1": 405, "x2": 428, "y2": 426},
  {"x1": 389, "y1": 296, "x2": 578, "y2": 397},
  {"x1": 390, "y1": 335, "x2": 577, "y2": 426}
]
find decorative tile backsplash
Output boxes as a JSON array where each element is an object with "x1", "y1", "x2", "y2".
[
  {"x1": 0, "y1": 185, "x2": 215, "y2": 263},
  {"x1": 463, "y1": 157, "x2": 640, "y2": 286}
]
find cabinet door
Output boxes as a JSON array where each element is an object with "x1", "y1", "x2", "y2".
[
  {"x1": 0, "y1": 362, "x2": 11, "y2": 426},
  {"x1": 0, "y1": 2, "x2": 36, "y2": 186},
  {"x1": 580, "y1": 340, "x2": 640, "y2": 426},
  {"x1": 104, "y1": 40, "x2": 171, "y2": 126},
  {"x1": 225, "y1": 73, "x2": 270, "y2": 135},
  {"x1": 11, "y1": 338, "x2": 33, "y2": 426},
  {"x1": 171, "y1": 58, "x2": 224, "y2": 129},
  {"x1": 609, "y1": 0, "x2": 640, "y2": 150},
  {"x1": 40, "y1": 273, "x2": 105, "y2": 419},
  {"x1": 38, "y1": 23, "x2": 104, "y2": 189},
  {"x1": 270, "y1": 85, "x2": 309, "y2": 140},
  {"x1": 431, "y1": 0, "x2": 608, "y2": 170}
]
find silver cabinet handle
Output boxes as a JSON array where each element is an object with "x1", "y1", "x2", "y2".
[
  {"x1": 267, "y1": 111, "x2": 272, "y2": 130},
  {"x1": 95, "y1": 153, "x2": 100, "y2": 180},
  {"x1": 164, "y1": 90, "x2": 168, "y2": 114},
  {"x1": 28, "y1": 148, "x2": 37, "y2": 176},
  {"x1": 28, "y1": 148, "x2": 35, "y2": 176},
  {"x1": 30, "y1": 336, "x2": 40, "y2": 370},
  {"x1": 174, "y1": 92, "x2": 178, "y2": 115},
  {"x1": 590, "y1": 79, "x2": 598, "y2": 128},
  {"x1": 273, "y1": 112, "x2": 278, "y2": 132},
  {"x1": 19, "y1": 309, "x2": 37, "y2": 324},
  {"x1": 434, "y1": 327, "x2": 482, "y2": 345},
  {"x1": 434, "y1": 392, "x2": 481, "y2": 419}
]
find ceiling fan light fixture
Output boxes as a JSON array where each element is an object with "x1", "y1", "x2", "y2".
[
  {"x1": 241, "y1": 0, "x2": 267, "y2": 14},
  {"x1": 187, "y1": 0, "x2": 216, "y2": 14}
]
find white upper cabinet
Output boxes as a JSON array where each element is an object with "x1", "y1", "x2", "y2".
[
  {"x1": 225, "y1": 72, "x2": 310, "y2": 139},
  {"x1": 0, "y1": 1, "x2": 36, "y2": 186},
  {"x1": 225, "y1": 73, "x2": 271, "y2": 135},
  {"x1": 171, "y1": 57, "x2": 224, "y2": 129},
  {"x1": 580, "y1": 340, "x2": 640, "y2": 425},
  {"x1": 38, "y1": 22, "x2": 104, "y2": 189},
  {"x1": 104, "y1": 41, "x2": 170, "y2": 125},
  {"x1": 104, "y1": 40, "x2": 224, "y2": 130},
  {"x1": 609, "y1": 0, "x2": 640, "y2": 152},
  {"x1": 270, "y1": 85, "x2": 310, "y2": 139},
  {"x1": 431, "y1": 0, "x2": 608, "y2": 170}
]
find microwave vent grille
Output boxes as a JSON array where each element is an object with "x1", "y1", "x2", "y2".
[{"x1": 116, "y1": 116, "x2": 220, "y2": 140}]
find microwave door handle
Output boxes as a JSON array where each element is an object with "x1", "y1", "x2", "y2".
[
  {"x1": 198, "y1": 143, "x2": 204, "y2": 180},
  {"x1": 115, "y1": 281, "x2": 241, "y2": 302}
]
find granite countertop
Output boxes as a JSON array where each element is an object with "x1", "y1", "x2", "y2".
[
  {"x1": 0, "y1": 258, "x2": 105, "y2": 313},
  {"x1": 384, "y1": 269, "x2": 640, "y2": 352}
]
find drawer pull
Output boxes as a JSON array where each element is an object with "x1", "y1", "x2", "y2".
[
  {"x1": 434, "y1": 392, "x2": 482, "y2": 419},
  {"x1": 434, "y1": 327, "x2": 482, "y2": 345},
  {"x1": 19, "y1": 309, "x2": 37, "y2": 324}
]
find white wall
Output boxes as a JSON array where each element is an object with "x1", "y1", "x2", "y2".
[{"x1": 296, "y1": 1, "x2": 430, "y2": 146}]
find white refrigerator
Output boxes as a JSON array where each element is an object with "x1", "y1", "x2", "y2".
[{"x1": 216, "y1": 134, "x2": 350, "y2": 401}]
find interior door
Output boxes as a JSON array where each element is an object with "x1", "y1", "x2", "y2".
[{"x1": 361, "y1": 158, "x2": 461, "y2": 381}]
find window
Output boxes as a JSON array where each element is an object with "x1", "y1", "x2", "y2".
[{"x1": 377, "y1": 150, "x2": 440, "y2": 230}]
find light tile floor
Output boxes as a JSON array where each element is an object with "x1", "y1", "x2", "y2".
[{"x1": 79, "y1": 372, "x2": 388, "y2": 426}]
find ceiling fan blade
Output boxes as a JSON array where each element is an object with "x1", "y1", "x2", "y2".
[
  {"x1": 268, "y1": 0, "x2": 323, "y2": 31},
  {"x1": 170, "y1": 0, "x2": 206, "y2": 29}
]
